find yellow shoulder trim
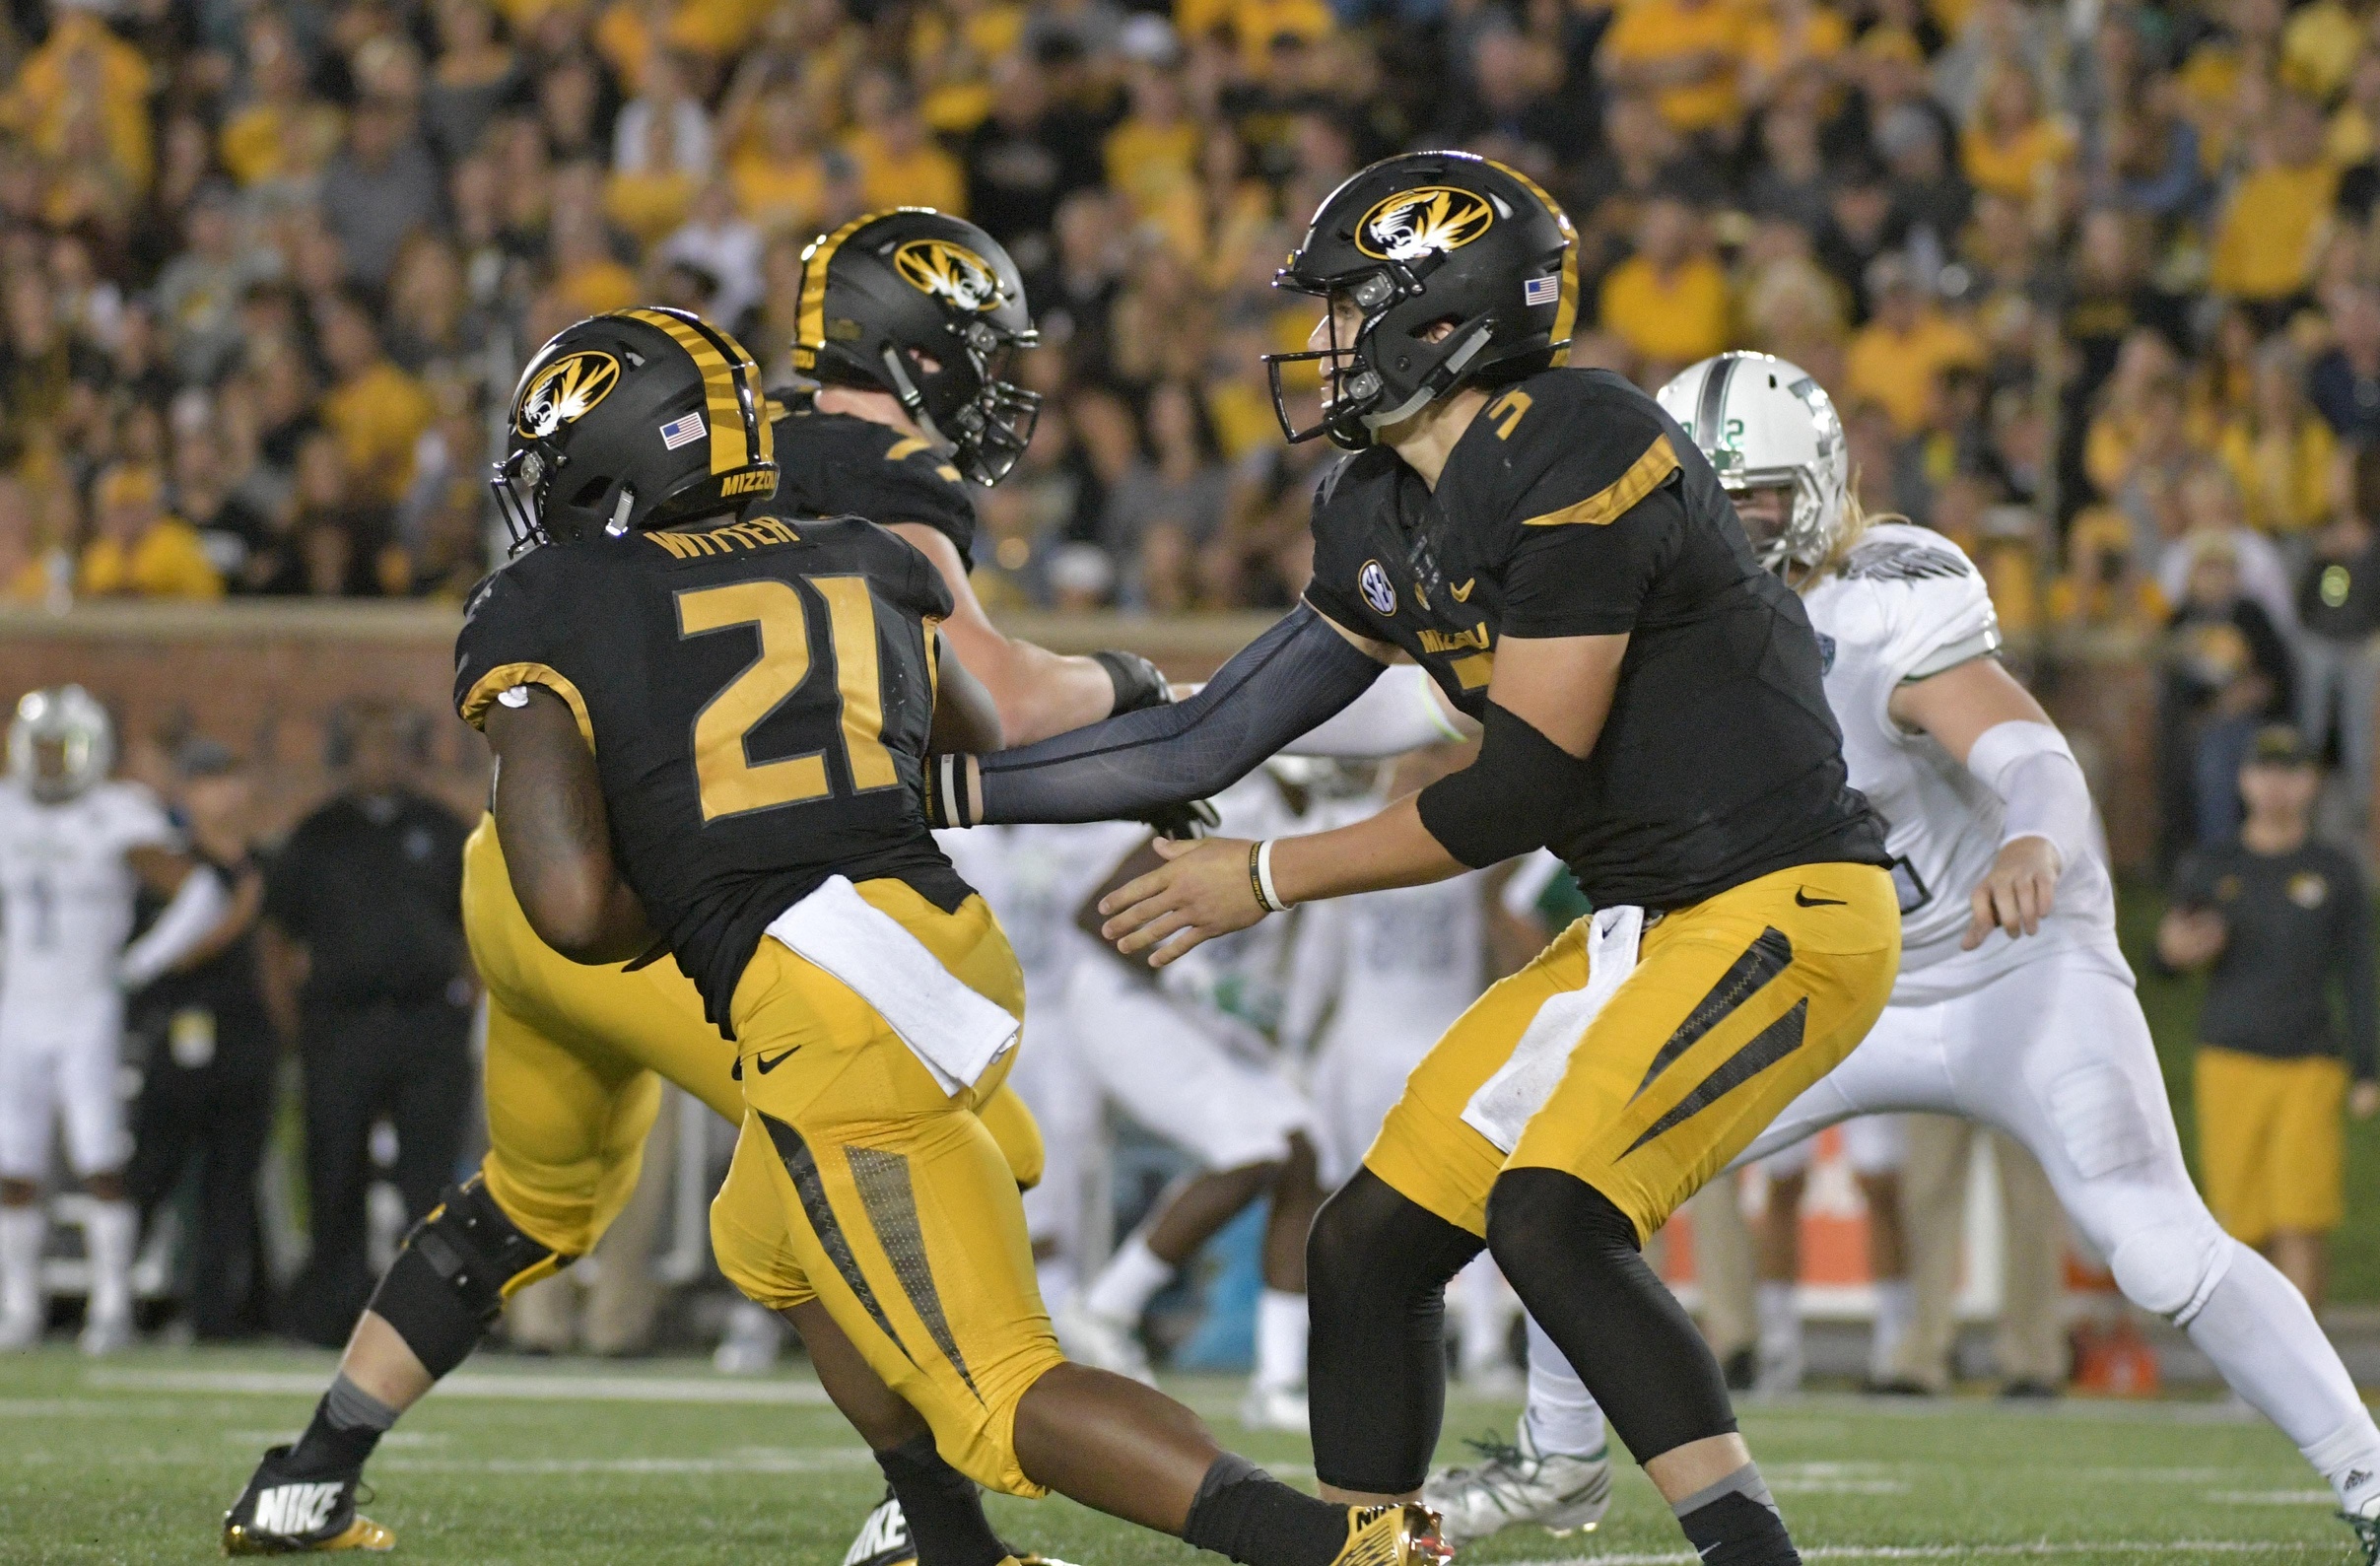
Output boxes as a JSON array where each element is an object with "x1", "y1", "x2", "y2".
[
  {"x1": 459, "y1": 661, "x2": 595, "y2": 754},
  {"x1": 1521, "y1": 434, "x2": 1679, "y2": 527}
]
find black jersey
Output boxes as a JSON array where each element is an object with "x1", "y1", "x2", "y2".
[
  {"x1": 454, "y1": 514, "x2": 968, "y2": 1030},
  {"x1": 768, "y1": 394, "x2": 982, "y2": 570},
  {"x1": 2172, "y1": 838, "x2": 2377, "y2": 1076},
  {"x1": 1303, "y1": 367, "x2": 1887, "y2": 911}
]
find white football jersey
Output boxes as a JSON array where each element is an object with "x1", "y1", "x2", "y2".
[
  {"x1": 1802, "y1": 524, "x2": 2116, "y2": 991},
  {"x1": 1289, "y1": 794, "x2": 1489, "y2": 1049},
  {"x1": 0, "y1": 779, "x2": 175, "y2": 1016}
]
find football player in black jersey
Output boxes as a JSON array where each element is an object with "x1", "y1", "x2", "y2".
[
  {"x1": 927, "y1": 154, "x2": 1901, "y2": 1566},
  {"x1": 772, "y1": 207, "x2": 1168, "y2": 743},
  {"x1": 260, "y1": 306, "x2": 1446, "y2": 1566},
  {"x1": 219, "y1": 307, "x2": 1040, "y2": 1559},
  {"x1": 222, "y1": 225, "x2": 1172, "y2": 1562}
]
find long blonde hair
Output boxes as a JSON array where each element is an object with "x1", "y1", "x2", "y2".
[{"x1": 1790, "y1": 475, "x2": 1891, "y2": 592}]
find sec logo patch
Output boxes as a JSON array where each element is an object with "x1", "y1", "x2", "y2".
[{"x1": 1359, "y1": 560, "x2": 1396, "y2": 616}]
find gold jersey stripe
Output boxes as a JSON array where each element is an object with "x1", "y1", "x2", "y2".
[
  {"x1": 1522, "y1": 433, "x2": 1678, "y2": 528},
  {"x1": 1487, "y1": 158, "x2": 1580, "y2": 367},
  {"x1": 627, "y1": 308, "x2": 745, "y2": 476},
  {"x1": 459, "y1": 661, "x2": 595, "y2": 753},
  {"x1": 794, "y1": 213, "x2": 880, "y2": 374}
]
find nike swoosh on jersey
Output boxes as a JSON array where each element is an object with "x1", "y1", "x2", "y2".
[
  {"x1": 1793, "y1": 888, "x2": 1846, "y2": 907},
  {"x1": 754, "y1": 1048, "x2": 800, "y2": 1074}
]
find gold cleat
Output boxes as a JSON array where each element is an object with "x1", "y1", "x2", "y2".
[
  {"x1": 224, "y1": 1516, "x2": 395, "y2": 1555},
  {"x1": 1332, "y1": 1503, "x2": 1456, "y2": 1566}
]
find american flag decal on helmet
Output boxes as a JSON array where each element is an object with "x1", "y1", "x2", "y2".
[
  {"x1": 1524, "y1": 276, "x2": 1559, "y2": 306},
  {"x1": 659, "y1": 412, "x2": 706, "y2": 450}
]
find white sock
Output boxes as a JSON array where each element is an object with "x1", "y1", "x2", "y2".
[
  {"x1": 2185, "y1": 1240, "x2": 2380, "y2": 1511},
  {"x1": 1083, "y1": 1233, "x2": 1174, "y2": 1323},
  {"x1": 83, "y1": 1200, "x2": 135, "y2": 1326},
  {"x1": 1756, "y1": 1281, "x2": 1802, "y2": 1363},
  {"x1": 0, "y1": 1207, "x2": 42, "y2": 1323},
  {"x1": 1254, "y1": 1288, "x2": 1307, "y2": 1392},
  {"x1": 1870, "y1": 1278, "x2": 1914, "y2": 1382},
  {"x1": 1522, "y1": 1314, "x2": 1606, "y2": 1458}
]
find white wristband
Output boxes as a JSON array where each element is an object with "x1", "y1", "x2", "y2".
[{"x1": 1255, "y1": 839, "x2": 1293, "y2": 913}]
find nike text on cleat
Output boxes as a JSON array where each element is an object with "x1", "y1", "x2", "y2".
[
  {"x1": 222, "y1": 1445, "x2": 394, "y2": 1554},
  {"x1": 842, "y1": 1490, "x2": 917, "y2": 1566},
  {"x1": 1422, "y1": 1422, "x2": 1612, "y2": 1546},
  {"x1": 1792, "y1": 888, "x2": 1845, "y2": 907},
  {"x1": 1332, "y1": 1502, "x2": 1454, "y2": 1566}
]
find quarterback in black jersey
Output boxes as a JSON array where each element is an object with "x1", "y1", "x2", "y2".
[
  {"x1": 401, "y1": 306, "x2": 1445, "y2": 1566},
  {"x1": 929, "y1": 154, "x2": 1898, "y2": 1566}
]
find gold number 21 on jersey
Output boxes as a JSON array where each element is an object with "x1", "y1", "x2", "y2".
[{"x1": 677, "y1": 577, "x2": 898, "y2": 821}]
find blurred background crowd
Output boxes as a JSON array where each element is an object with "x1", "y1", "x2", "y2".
[{"x1": 12, "y1": 0, "x2": 2380, "y2": 652}]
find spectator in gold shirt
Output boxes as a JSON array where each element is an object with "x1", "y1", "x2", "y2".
[
  {"x1": 316, "y1": 290, "x2": 436, "y2": 510},
  {"x1": 1843, "y1": 253, "x2": 1986, "y2": 437},
  {"x1": 1597, "y1": 196, "x2": 1731, "y2": 384},
  {"x1": 2210, "y1": 93, "x2": 2340, "y2": 326},
  {"x1": 1598, "y1": 0, "x2": 1744, "y2": 137},
  {"x1": 77, "y1": 465, "x2": 223, "y2": 601}
]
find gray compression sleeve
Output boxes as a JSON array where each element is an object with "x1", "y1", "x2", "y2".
[{"x1": 954, "y1": 604, "x2": 1385, "y2": 826}]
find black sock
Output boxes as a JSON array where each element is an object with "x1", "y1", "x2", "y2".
[
  {"x1": 285, "y1": 1375, "x2": 398, "y2": 1477},
  {"x1": 876, "y1": 1435, "x2": 1007, "y2": 1566},
  {"x1": 1181, "y1": 1454, "x2": 1352, "y2": 1566},
  {"x1": 1674, "y1": 1464, "x2": 1799, "y2": 1566}
]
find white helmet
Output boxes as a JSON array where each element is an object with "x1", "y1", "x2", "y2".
[
  {"x1": 9, "y1": 686, "x2": 114, "y2": 802},
  {"x1": 1657, "y1": 352, "x2": 1848, "y2": 573}
]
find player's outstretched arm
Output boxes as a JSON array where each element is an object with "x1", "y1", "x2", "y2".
[
  {"x1": 894, "y1": 523, "x2": 1162, "y2": 742},
  {"x1": 482, "y1": 687, "x2": 655, "y2": 965},
  {"x1": 928, "y1": 631, "x2": 1002, "y2": 754},
  {"x1": 1098, "y1": 633, "x2": 1623, "y2": 967},
  {"x1": 929, "y1": 602, "x2": 1389, "y2": 830},
  {"x1": 1887, "y1": 656, "x2": 2091, "y2": 947}
]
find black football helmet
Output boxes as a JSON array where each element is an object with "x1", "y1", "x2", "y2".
[
  {"x1": 791, "y1": 208, "x2": 1041, "y2": 485},
  {"x1": 1265, "y1": 152, "x2": 1577, "y2": 448},
  {"x1": 492, "y1": 307, "x2": 775, "y2": 551}
]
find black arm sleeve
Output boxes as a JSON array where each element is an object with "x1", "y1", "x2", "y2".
[
  {"x1": 953, "y1": 604, "x2": 1385, "y2": 827},
  {"x1": 1413, "y1": 702, "x2": 1595, "y2": 868}
]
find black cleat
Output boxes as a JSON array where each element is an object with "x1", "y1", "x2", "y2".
[{"x1": 221, "y1": 1445, "x2": 394, "y2": 1554}]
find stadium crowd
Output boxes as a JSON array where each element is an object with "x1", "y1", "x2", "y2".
[{"x1": 0, "y1": 0, "x2": 2379, "y2": 653}]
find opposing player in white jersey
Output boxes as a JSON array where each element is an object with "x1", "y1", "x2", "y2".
[
  {"x1": 0, "y1": 687, "x2": 226, "y2": 1353},
  {"x1": 1056, "y1": 770, "x2": 1325, "y2": 1430},
  {"x1": 1441, "y1": 352, "x2": 2380, "y2": 1561}
]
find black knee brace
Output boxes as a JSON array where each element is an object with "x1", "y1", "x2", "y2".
[
  {"x1": 1306, "y1": 1170, "x2": 1484, "y2": 1495},
  {"x1": 368, "y1": 1178, "x2": 572, "y2": 1378},
  {"x1": 1486, "y1": 1168, "x2": 1735, "y2": 1464}
]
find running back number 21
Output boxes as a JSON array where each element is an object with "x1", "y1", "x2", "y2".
[{"x1": 676, "y1": 578, "x2": 901, "y2": 821}]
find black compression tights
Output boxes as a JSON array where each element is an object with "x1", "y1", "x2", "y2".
[
  {"x1": 1306, "y1": 1168, "x2": 1739, "y2": 1494},
  {"x1": 1486, "y1": 1167, "x2": 1738, "y2": 1464},
  {"x1": 1306, "y1": 1171, "x2": 1483, "y2": 1495}
]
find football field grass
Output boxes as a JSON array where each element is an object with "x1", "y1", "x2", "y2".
[{"x1": 0, "y1": 1344, "x2": 2365, "y2": 1565}]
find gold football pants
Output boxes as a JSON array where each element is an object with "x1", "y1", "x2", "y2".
[
  {"x1": 463, "y1": 818, "x2": 1043, "y2": 1264},
  {"x1": 707, "y1": 877, "x2": 1062, "y2": 1497},
  {"x1": 1366, "y1": 860, "x2": 1899, "y2": 1242}
]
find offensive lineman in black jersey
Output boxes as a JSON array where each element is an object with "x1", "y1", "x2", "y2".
[
  {"x1": 221, "y1": 225, "x2": 1175, "y2": 1558},
  {"x1": 433, "y1": 306, "x2": 1449, "y2": 1566},
  {"x1": 926, "y1": 153, "x2": 1899, "y2": 1566}
]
